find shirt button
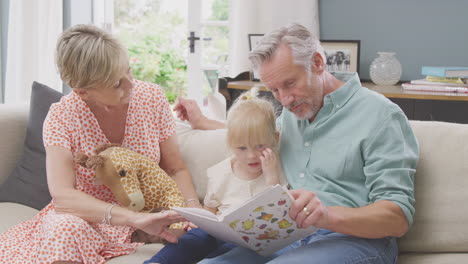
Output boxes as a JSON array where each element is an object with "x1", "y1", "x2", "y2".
[
  {"x1": 299, "y1": 173, "x2": 305, "y2": 178},
  {"x1": 304, "y1": 142, "x2": 310, "y2": 147}
]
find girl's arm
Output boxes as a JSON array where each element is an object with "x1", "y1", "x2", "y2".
[
  {"x1": 159, "y1": 134, "x2": 202, "y2": 208},
  {"x1": 46, "y1": 145, "x2": 184, "y2": 242}
]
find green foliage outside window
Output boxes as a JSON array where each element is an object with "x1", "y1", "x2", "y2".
[
  {"x1": 114, "y1": 0, "x2": 229, "y2": 102},
  {"x1": 115, "y1": 0, "x2": 187, "y2": 102}
]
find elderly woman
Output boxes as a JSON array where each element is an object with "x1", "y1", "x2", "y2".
[{"x1": 0, "y1": 24, "x2": 201, "y2": 263}]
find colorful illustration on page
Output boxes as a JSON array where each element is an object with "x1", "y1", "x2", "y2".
[{"x1": 228, "y1": 191, "x2": 301, "y2": 254}]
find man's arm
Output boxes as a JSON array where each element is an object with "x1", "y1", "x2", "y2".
[
  {"x1": 290, "y1": 190, "x2": 408, "y2": 238},
  {"x1": 173, "y1": 97, "x2": 225, "y2": 130},
  {"x1": 290, "y1": 111, "x2": 419, "y2": 239}
]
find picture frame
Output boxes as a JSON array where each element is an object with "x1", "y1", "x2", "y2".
[
  {"x1": 248, "y1": 34, "x2": 264, "y2": 81},
  {"x1": 320, "y1": 40, "x2": 360, "y2": 75}
]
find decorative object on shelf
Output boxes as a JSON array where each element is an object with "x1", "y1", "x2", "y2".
[
  {"x1": 320, "y1": 40, "x2": 360, "y2": 75},
  {"x1": 248, "y1": 34, "x2": 264, "y2": 81},
  {"x1": 369, "y1": 52, "x2": 402, "y2": 85}
]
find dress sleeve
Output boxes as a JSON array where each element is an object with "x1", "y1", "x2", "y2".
[
  {"x1": 43, "y1": 103, "x2": 72, "y2": 150},
  {"x1": 153, "y1": 84, "x2": 176, "y2": 142},
  {"x1": 362, "y1": 111, "x2": 419, "y2": 226}
]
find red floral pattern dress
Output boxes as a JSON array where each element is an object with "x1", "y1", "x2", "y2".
[{"x1": 0, "y1": 80, "x2": 176, "y2": 264}]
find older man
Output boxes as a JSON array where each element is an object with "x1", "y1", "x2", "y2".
[{"x1": 175, "y1": 23, "x2": 418, "y2": 264}]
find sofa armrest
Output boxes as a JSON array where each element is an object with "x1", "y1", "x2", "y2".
[{"x1": 0, "y1": 104, "x2": 29, "y2": 184}]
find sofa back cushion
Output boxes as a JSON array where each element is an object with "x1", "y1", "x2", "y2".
[
  {"x1": 176, "y1": 122, "x2": 230, "y2": 199},
  {"x1": 398, "y1": 121, "x2": 468, "y2": 253},
  {"x1": 0, "y1": 82, "x2": 62, "y2": 209},
  {"x1": 0, "y1": 104, "x2": 29, "y2": 185}
]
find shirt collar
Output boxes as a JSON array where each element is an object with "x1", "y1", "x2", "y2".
[{"x1": 325, "y1": 72, "x2": 361, "y2": 109}]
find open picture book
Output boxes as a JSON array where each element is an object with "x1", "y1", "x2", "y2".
[{"x1": 172, "y1": 184, "x2": 317, "y2": 256}]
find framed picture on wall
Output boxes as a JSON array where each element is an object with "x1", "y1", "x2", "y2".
[
  {"x1": 320, "y1": 40, "x2": 360, "y2": 75},
  {"x1": 248, "y1": 34, "x2": 264, "y2": 81}
]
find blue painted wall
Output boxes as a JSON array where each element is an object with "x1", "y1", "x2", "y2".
[{"x1": 319, "y1": 0, "x2": 468, "y2": 81}]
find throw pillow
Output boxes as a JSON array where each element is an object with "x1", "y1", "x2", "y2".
[{"x1": 0, "y1": 82, "x2": 63, "y2": 209}]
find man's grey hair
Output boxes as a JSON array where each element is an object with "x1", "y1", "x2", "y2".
[{"x1": 249, "y1": 23, "x2": 325, "y2": 73}]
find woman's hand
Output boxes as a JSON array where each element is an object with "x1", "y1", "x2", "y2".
[{"x1": 132, "y1": 210, "x2": 186, "y2": 243}]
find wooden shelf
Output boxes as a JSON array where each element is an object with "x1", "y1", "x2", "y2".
[{"x1": 227, "y1": 81, "x2": 468, "y2": 102}]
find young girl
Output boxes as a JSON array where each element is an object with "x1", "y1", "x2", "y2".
[{"x1": 144, "y1": 88, "x2": 286, "y2": 264}]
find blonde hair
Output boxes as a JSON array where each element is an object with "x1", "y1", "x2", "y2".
[
  {"x1": 227, "y1": 88, "x2": 278, "y2": 151},
  {"x1": 55, "y1": 24, "x2": 129, "y2": 89}
]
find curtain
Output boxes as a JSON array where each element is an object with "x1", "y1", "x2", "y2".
[
  {"x1": 228, "y1": 0, "x2": 320, "y2": 77},
  {"x1": 4, "y1": 0, "x2": 62, "y2": 104},
  {"x1": 0, "y1": 30, "x2": 2, "y2": 103}
]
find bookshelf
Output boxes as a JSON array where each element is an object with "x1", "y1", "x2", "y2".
[
  {"x1": 225, "y1": 81, "x2": 468, "y2": 123},
  {"x1": 226, "y1": 81, "x2": 468, "y2": 101}
]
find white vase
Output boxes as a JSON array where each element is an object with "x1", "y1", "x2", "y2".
[{"x1": 369, "y1": 52, "x2": 402, "y2": 85}]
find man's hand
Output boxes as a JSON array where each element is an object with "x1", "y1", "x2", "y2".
[
  {"x1": 173, "y1": 97, "x2": 225, "y2": 130},
  {"x1": 173, "y1": 97, "x2": 206, "y2": 129},
  {"x1": 290, "y1": 189, "x2": 331, "y2": 229}
]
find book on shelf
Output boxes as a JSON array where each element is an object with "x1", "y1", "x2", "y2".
[
  {"x1": 172, "y1": 184, "x2": 317, "y2": 256},
  {"x1": 425, "y1": 76, "x2": 467, "y2": 84},
  {"x1": 411, "y1": 79, "x2": 468, "y2": 87},
  {"x1": 421, "y1": 66, "x2": 468, "y2": 78},
  {"x1": 402, "y1": 83, "x2": 468, "y2": 93}
]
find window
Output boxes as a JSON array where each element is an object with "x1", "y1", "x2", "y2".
[{"x1": 113, "y1": 0, "x2": 230, "y2": 103}]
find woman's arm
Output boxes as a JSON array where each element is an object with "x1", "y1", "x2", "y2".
[
  {"x1": 159, "y1": 134, "x2": 202, "y2": 208},
  {"x1": 46, "y1": 145, "x2": 184, "y2": 242}
]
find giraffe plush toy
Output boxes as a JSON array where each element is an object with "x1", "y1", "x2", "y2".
[{"x1": 75, "y1": 144, "x2": 186, "y2": 223}]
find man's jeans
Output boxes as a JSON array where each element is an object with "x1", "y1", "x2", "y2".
[{"x1": 198, "y1": 229, "x2": 398, "y2": 264}]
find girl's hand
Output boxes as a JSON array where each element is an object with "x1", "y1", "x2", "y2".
[
  {"x1": 260, "y1": 148, "x2": 280, "y2": 185},
  {"x1": 132, "y1": 210, "x2": 186, "y2": 243},
  {"x1": 186, "y1": 198, "x2": 203, "y2": 209},
  {"x1": 183, "y1": 221, "x2": 198, "y2": 231}
]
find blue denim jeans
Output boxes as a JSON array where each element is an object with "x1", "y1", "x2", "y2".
[
  {"x1": 144, "y1": 228, "x2": 236, "y2": 264},
  {"x1": 198, "y1": 229, "x2": 398, "y2": 264}
]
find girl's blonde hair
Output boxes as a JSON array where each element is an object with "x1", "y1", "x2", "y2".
[
  {"x1": 55, "y1": 24, "x2": 129, "y2": 90},
  {"x1": 226, "y1": 87, "x2": 278, "y2": 151}
]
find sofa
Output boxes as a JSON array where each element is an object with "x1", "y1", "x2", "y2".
[{"x1": 1, "y1": 101, "x2": 468, "y2": 263}]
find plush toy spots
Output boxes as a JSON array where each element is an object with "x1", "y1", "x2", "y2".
[{"x1": 75, "y1": 144, "x2": 186, "y2": 213}]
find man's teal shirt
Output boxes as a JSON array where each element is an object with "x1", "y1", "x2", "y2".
[{"x1": 278, "y1": 72, "x2": 419, "y2": 225}]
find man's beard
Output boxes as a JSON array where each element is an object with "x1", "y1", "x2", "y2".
[{"x1": 288, "y1": 95, "x2": 322, "y2": 121}]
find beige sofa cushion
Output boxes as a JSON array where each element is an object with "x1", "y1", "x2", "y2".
[
  {"x1": 399, "y1": 253, "x2": 468, "y2": 264},
  {"x1": 176, "y1": 121, "x2": 230, "y2": 200},
  {"x1": 0, "y1": 202, "x2": 38, "y2": 233},
  {"x1": 0, "y1": 104, "x2": 28, "y2": 185},
  {"x1": 398, "y1": 121, "x2": 468, "y2": 253}
]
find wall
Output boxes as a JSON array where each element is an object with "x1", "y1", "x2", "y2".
[
  {"x1": 0, "y1": 0, "x2": 9, "y2": 102},
  {"x1": 319, "y1": 0, "x2": 468, "y2": 81}
]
